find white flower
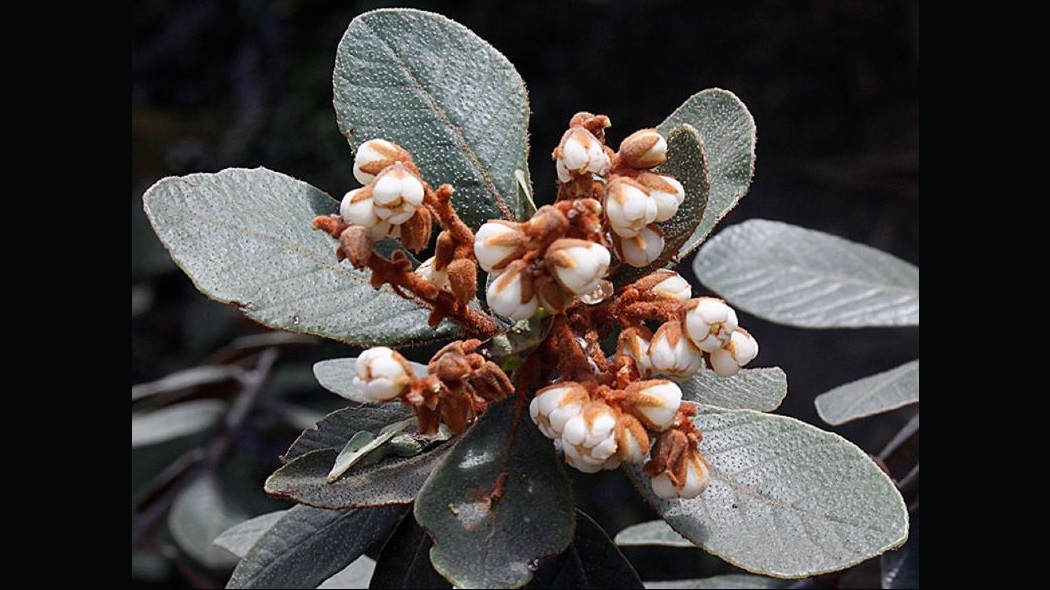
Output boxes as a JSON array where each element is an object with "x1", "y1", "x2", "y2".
[
  {"x1": 616, "y1": 225, "x2": 664, "y2": 267},
  {"x1": 651, "y1": 453, "x2": 709, "y2": 500},
  {"x1": 546, "y1": 238, "x2": 611, "y2": 296},
  {"x1": 485, "y1": 261, "x2": 538, "y2": 321},
  {"x1": 371, "y1": 164, "x2": 425, "y2": 225},
  {"x1": 415, "y1": 257, "x2": 449, "y2": 290},
  {"x1": 709, "y1": 328, "x2": 759, "y2": 377},
  {"x1": 618, "y1": 128, "x2": 667, "y2": 169},
  {"x1": 353, "y1": 139, "x2": 411, "y2": 185},
  {"x1": 650, "y1": 271, "x2": 692, "y2": 303},
  {"x1": 648, "y1": 321, "x2": 704, "y2": 379},
  {"x1": 473, "y1": 220, "x2": 527, "y2": 273},
  {"x1": 605, "y1": 179, "x2": 657, "y2": 238},
  {"x1": 683, "y1": 297, "x2": 738, "y2": 353},
  {"x1": 340, "y1": 188, "x2": 397, "y2": 239},
  {"x1": 530, "y1": 382, "x2": 589, "y2": 440},
  {"x1": 561, "y1": 401, "x2": 619, "y2": 473},
  {"x1": 353, "y1": 347, "x2": 413, "y2": 402},
  {"x1": 555, "y1": 128, "x2": 610, "y2": 182},
  {"x1": 625, "y1": 380, "x2": 682, "y2": 431}
]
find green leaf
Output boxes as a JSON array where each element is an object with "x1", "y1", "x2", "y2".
[
  {"x1": 695, "y1": 220, "x2": 920, "y2": 328},
  {"x1": 644, "y1": 574, "x2": 788, "y2": 589},
  {"x1": 143, "y1": 168, "x2": 457, "y2": 347},
  {"x1": 815, "y1": 361, "x2": 919, "y2": 426},
  {"x1": 320, "y1": 556, "x2": 378, "y2": 589},
  {"x1": 881, "y1": 505, "x2": 919, "y2": 589},
  {"x1": 282, "y1": 404, "x2": 413, "y2": 464},
  {"x1": 214, "y1": 511, "x2": 288, "y2": 559},
  {"x1": 658, "y1": 89, "x2": 755, "y2": 255},
  {"x1": 616, "y1": 125, "x2": 711, "y2": 285},
  {"x1": 614, "y1": 519, "x2": 693, "y2": 548},
  {"x1": 328, "y1": 419, "x2": 415, "y2": 482},
  {"x1": 415, "y1": 399, "x2": 575, "y2": 588},
  {"x1": 169, "y1": 474, "x2": 246, "y2": 569},
  {"x1": 624, "y1": 407, "x2": 909, "y2": 578},
  {"x1": 369, "y1": 513, "x2": 452, "y2": 590},
  {"x1": 132, "y1": 365, "x2": 243, "y2": 401},
  {"x1": 527, "y1": 510, "x2": 644, "y2": 589},
  {"x1": 679, "y1": 367, "x2": 787, "y2": 412},
  {"x1": 334, "y1": 9, "x2": 530, "y2": 228},
  {"x1": 314, "y1": 358, "x2": 428, "y2": 404},
  {"x1": 132, "y1": 399, "x2": 226, "y2": 448},
  {"x1": 227, "y1": 504, "x2": 406, "y2": 589},
  {"x1": 266, "y1": 446, "x2": 450, "y2": 509}
]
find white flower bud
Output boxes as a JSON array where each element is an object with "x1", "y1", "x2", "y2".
[
  {"x1": 353, "y1": 139, "x2": 411, "y2": 185},
  {"x1": 415, "y1": 257, "x2": 449, "y2": 291},
  {"x1": 709, "y1": 328, "x2": 759, "y2": 377},
  {"x1": 555, "y1": 128, "x2": 610, "y2": 181},
  {"x1": 473, "y1": 220, "x2": 527, "y2": 273},
  {"x1": 561, "y1": 401, "x2": 619, "y2": 473},
  {"x1": 650, "y1": 271, "x2": 692, "y2": 303},
  {"x1": 625, "y1": 379, "x2": 682, "y2": 431},
  {"x1": 618, "y1": 129, "x2": 667, "y2": 169},
  {"x1": 341, "y1": 188, "x2": 398, "y2": 239},
  {"x1": 353, "y1": 346, "x2": 413, "y2": 402},
  {"x1": 371, "y1": 164, "x2": 425, "y2": 225},
  {"x1": 648, "y1": 321, "x2": 704, "y2": 379},
  {"x1": 485, "y1": 262, "x2": 538, "y2": 321},
  {"x1": 651, "y1": 454, "x2": 709, "y2": 500},
  {"x1": 616, "y1": 225, "x2": 664, "y2": 267},
  {"x1": 683, "y1": 297, "x2": 739, "y2": 353},
  {"x1": 605, "y1": 179, "x2": 657, "y2": 238},
  {"x1": 546, "y1": 238, "x2": 611, "y2": 296},
  {"x1": 648, "y1": 176, "x2": 685, "y2": 223},
  {"x1": 530, "y1": 382, "x2": 589, "y2": 440},
  {"x1": 617, "y1": 327, "x2": 652, "y2": 378}
]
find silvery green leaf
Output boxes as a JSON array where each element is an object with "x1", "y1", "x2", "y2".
[{"x1": 816, "y1": 361, "x2": 919, "y2": 425}]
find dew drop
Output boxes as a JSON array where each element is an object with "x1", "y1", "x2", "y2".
[
  {"x1": 579, "y1": 280, "x2": 613, "y2": 305},
  {"x1": 292, "y1": 314, "x2": 301, "y2": 325},
  {"x1": 527, "y1": 558, "x2": 542, "y2": 572}
]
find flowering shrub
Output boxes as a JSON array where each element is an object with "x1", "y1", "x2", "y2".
[{"x1": 138, "y1": 8, "x2": 915, "y2": 589}]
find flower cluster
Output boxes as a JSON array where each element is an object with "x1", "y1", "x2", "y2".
[
  {"x1": 313, "y1": 114, "x2": 760, "y2": 501},
  {"x1": 553, "y1": 113, "x2": 685, "y2": 268}
]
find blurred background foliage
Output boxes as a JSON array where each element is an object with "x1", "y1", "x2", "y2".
[{"x1": 132, "y1": 1, "x2": 918, "y2": 587}]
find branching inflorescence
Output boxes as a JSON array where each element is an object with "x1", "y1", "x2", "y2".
[{"x1": 312, "y1": 113, "x2": 758, "y2": 499}]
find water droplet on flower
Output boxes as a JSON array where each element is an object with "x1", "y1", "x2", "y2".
[{"x1": 579, "y1": 279, "x2": 613, "y2": 305}]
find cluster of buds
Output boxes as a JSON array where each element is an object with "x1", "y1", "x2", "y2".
[
  {"x1": 614, "y1": 271, "x2": 759, "y2": 378},
  {"x1": 353, "y1": 340, "x2": 514, "y2": 435},
  {"x1": 474, "y1": 199, "x2": 611, "y2": 321},
  {"x1": 553, "y1": 113, "x2": 685, "y2": 268},
  {"x1": 529, "y1": 377, "x2": 708, "y2": 499}
]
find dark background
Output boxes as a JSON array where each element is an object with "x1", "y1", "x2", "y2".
[{"x1": 132, "y1": 0, "x2": 918, "y2": 585}]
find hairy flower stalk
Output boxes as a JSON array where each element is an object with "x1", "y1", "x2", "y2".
[{"x1": 312, "y1": 119, "x2": 759, "y2": 498}]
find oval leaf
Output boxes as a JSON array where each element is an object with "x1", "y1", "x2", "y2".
[
  {"x1": 132, "y1": 399, "x2": 226, "y2": 448},
  {"x1": 816, "y1": 361, "x2": 919, "y2": 426},
  {"x1": 266, "y1": 445, "x2": 450, "y2": 509},
  {"x1": 645, "y1": 574, "x2": 788, "y2": 589},
  {"x1": 214, "y1": 511, "x2": 288, "y2": 560},
  {"x1": 695, "y1": 220, "x2": 920, "y2": 327},
  {"x1": 319, "y1": 556, "x2": 377, "y2": 589},
  {"x1": 614, "y1": 519, "x2": 692, "y2": 548},
  {"x1": 169, "y1": 474, "x2": 246, "y2": 570},
  {"x1": 527, "y1": 510, "x2": 643, "y2": 589},
  {"x1": 227, "y1": 504, "x2": 406, "y2": 589},
  {"x1": 282, "y1": 404, "x2": 413, "y2": 464},
  {"x1": 415, "y1": 399, "x2": 575, "y2": 589},
  {"x1": 616, "y1": 125, "x2": 711, "y2": 284},
  {"x1": 658, "y1": 89, "x2": 755, "y2": 256},
  {"x1": 679, "y1": 367, "x2": 787, "y2": 412},
  {"x1": 625, "y1": 407, "x2": 909, "y2": 578},
  {"x1": 143, "y1": 168, "x2": 457, "y2": 347},
  {"x1": 314, "y1": 357, "x2": 429, "y2": 404},
  {"x1": 334, "y1": 9, "x2": 530, "y2": 228}
]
